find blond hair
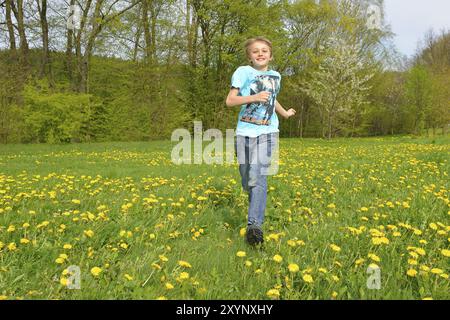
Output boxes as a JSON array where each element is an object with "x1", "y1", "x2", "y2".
[{"x1": 244, "y1": 37, "x2": 273, "y2": 60}]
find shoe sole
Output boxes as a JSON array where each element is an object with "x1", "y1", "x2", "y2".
[{"x1": 246, "y1": 227, "x2": 264, "y2": 246}]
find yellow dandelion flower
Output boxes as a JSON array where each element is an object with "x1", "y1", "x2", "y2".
[
  {"x1": 429, "y1": 223, "x2": 438, "y2": 230},
  {"x1": 431, "y1": 268, "x2": 443, "y2": 275},
  {"x1": 90, "y1": 267, "x2": 102, "y2": 277},
  {"x1": 245, "y1": 260, "x2": 252, "y2": 267},
  {"x1": 303, "y1": 274, "x2": 314, "y2": 283},
  {"x1": 124, "y1": 274, "x2": 133, "y2": 281},
  {"x1": 441, "y1": 249, "x2": 450, "y2": 257},
  {"x1": 158, "y1": 255, "x2": 168, "y2": 263},
  {"x1": 178, "y1": 260, "x2": 192, "y2": 268},
  {"x1": 236, "y1": 251, "x2": 246, "y2": 258},
  {"x1": 165, "y1": 282, "x2": 174, "y2": 290},
  {"x1": 368, "y1": 253, "x2": 380, "y2": 262},
  {"x1": 60, "y1": 277, "x2": 69, "y2": 286},
  {"x1": 266, "y1": 289, "x2": 280, "y2": 299},
  {"x1": 288, "y1": 264, "x2": 300, "y2": 273},
  {"x1": 273, "y1": 255, "x2": 283, "y2": 263},
  {"x1": 368, "y1": 263, "x2": 380, "y2": 270},
  {"x1": 408, "y1": 259, "x2": 418, "y2": 265},
  {"x1": 84, "y1": 230, "x2": 94, "y2": 238},
  {"x1": 55, "y1": 257, "x2": 65, "y2": 264},
  {"x1": 239, "y1": 228, "x2": 246, "y2": 237},
  {"x1": 415, "y1": 248, "x2": 426, "y2": 256},
  {"x1": 178, "y1": 272, "x2": 190, "y2": 281},
  {"x1": 419, "y1": 265, "x2": 429, "y2": 273},
  {"x1": 287, "y1": 240, "x2": 297, "y2": 247},
  {"x1": 330, "y1": 244, "x2": 341, "y2": 252},
  {"x1": 406, "y1": 269, "x2": 417, "y2": 277},
  {"x1": 151, "y1": 263, "x2": 161, "y2": 270}
]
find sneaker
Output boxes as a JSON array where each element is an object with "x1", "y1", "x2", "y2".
[{"x1": 246, "y1": 224, "x2": 264, "y2": 246}]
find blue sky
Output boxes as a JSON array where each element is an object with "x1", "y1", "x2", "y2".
[{"x1": 384, "y1": 0, "x2": 450, "y2": 57}]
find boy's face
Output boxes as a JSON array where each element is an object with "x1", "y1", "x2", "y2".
[{"x1": 248, "y1": 41, "x2": 272, "y2": 69}]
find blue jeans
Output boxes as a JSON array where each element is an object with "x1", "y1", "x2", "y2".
[{"x1": 235, "y1": 133, "x2": 278, "y2": 227}]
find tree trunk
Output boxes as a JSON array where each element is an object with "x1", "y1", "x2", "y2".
[
  {"x1": 328, "y1": 111, "x2": 332, "y2": 139},
  {"x1": 142, "y1": 0, "x2": 153, "y2": 63},
  {"x1": 12, "y1": 0, "x2": 29, "y2": 65},
  {"x1": 37, "y1": 0, "x2": 53, "y2": 86},
  {"x1": 66, "y1": 0, "x2": 76, "y2": 85},
  {"x1": 132, "y1": 5, "x2": 142, "y2": 63},
  {"x1": 77, "y1": 0, "x2": 140, "y2": 92},
  {"x1": 186, "y1": 0, "x2": 193, "y2": 65},
  {"x1": 150, "y1": 2, "x2": 157, "y2": 63},
  {"x1": 5, "y1": 0, "x2": 16, "y2": 51}
]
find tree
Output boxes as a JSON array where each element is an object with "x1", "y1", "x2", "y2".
[
  {"x1": 36, "y1": 0, "x2": 53, "y2": 84},
  {"x1": 5, "y1": 0, "x2": 16, "y2": 52},
  {"x1": 11, "y1": 0, "x2": 29, "y2": 65},
  {"x1": 301, "y1": 37, "x2": 375, "y2": 139},
  {"x1": 404, "y1": 65, "x2": 433, "y2": 135}
]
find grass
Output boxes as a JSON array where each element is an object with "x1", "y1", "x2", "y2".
[{"x1": 0, "y1": 134, "x2": 449, "y2": 300}]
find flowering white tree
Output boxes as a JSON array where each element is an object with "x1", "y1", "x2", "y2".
[{"x1": 301, "y1": 37, "x2": 376, "y2": 138}]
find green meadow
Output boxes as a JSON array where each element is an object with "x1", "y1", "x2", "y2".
[{"x1": 0, "y1": 135, "x2": 449, "y2": 299}]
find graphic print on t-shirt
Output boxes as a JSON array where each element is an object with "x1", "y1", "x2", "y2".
[{"x1": 240, "y1": 74, "x2": 280, "y2": 126}]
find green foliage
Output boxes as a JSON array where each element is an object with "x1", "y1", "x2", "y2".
[
  {"x1": 21, "y1": 79, "x2": 98, "y2": 143},
  {"x1": 1, "y1": 1, "x2": 450, "y2": 143},
  {"x1": 404, "y1": 65, "x2": 433, "y2": 135}
]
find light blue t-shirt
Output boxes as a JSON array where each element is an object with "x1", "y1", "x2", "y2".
[{"x1": 231, "y1": 65, "x2": 281, "y2": 138}]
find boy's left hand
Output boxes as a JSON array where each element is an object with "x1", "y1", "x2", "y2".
[{"x1": 286, "y1": 108, "x2": 296, "y2": 118}]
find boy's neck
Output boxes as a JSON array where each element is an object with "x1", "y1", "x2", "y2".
[{"x1": 251, "y1": 64, "x2": 269, "y2": 72}]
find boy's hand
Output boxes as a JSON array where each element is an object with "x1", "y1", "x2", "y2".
[
  {"x1": 253, "y1": 91, "x2": 271, "y2": 103},
  {"x1": 286, "y1": 108, "x2": 296, "y2": 118}
]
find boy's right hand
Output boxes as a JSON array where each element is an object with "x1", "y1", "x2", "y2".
[{"x1": 253, "y1": 91, "x2": 271, "y2": 103}]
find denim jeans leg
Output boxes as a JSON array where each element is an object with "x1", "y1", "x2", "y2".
[
  {"x1": 235, "y1": 136, "x2": 250, "y2": 194},
  {"x1": 236, "y1": 134, "x2": 276, "y2": 227},
  {"x1": 247, "y1": 162, "x2": 268, "y2": 227},
  {"x1": 247, "y1": 133, "x2": 276, "y2": 227}
]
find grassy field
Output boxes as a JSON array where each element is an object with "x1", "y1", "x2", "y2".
[{"x1": 0, "y1": 135, "x2": 449, "y2": 300}]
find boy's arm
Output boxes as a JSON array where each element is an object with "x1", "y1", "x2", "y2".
[
  {"x1": 226, "y1": 88, "x2": 270, "y2": 107},
  {"x1": 275, "y1": 100, "x2": 296, "y2": 119}
]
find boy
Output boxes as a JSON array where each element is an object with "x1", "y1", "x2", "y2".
[{"x1": 225, "y1": 37, "x2": 296, "y2": 246}]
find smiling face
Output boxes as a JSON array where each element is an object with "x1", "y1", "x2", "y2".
[{"x1": 247, "y1": 41, "x2": 273, "y2": 71}]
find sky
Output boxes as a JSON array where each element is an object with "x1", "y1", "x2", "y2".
[{"x1": 384, "y1": 0, "x2": 450, "y2": 58}]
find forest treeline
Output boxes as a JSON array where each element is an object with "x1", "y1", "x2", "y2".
[{"x1": 0, "y1": 0, "x2": 449, "y2": 143}]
